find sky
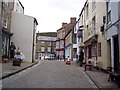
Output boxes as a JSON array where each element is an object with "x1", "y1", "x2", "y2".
[{"x1": 20, "y1": 0, "x2": 86, "y2": 32}]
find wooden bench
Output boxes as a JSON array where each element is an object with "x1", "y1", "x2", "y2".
[
  {"x1": 107, "y1": 67, "x2": 120, "y2": 88},
  {"x1": 84, "y1": 60, "x2": 93, "y2": 71},
  {"x1": 84, "y1": 64, "x2": 93, "y2": 71}
]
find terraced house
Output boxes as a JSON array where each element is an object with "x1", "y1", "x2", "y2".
[
  {"x1": 1, "y1": 0, "x2": 24, "y2": 56},
  {"x1": 106, "y1": 0, "x2": 120, "y2": 72},
  {"x1": 78, "y1": 0, "x2": 108, "y2": 69},
  {"x1": 56, "y1": 17, "x2": 76, "y2": 60}
]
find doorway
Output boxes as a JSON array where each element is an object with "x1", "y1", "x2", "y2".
[{"x1": 114, "y1": 35, "x2": 119, "y2": 72}]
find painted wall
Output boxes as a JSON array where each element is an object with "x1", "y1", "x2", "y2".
[
  {"x1": 65, "y1": 45, "x2": 72, "y2": 60},
  {"x1": 80, "y1": 0, "x2": 108, "y2": 69},
  {"x1": 14, "y1": 0, "x2": 24, "y2": 14},
  {"x1": 106, "y1": 1, "x2": 120, "y2": 69},
  {"x1": 11, "y1": 11, "x2": 36, "y2": 62},
  {"x1": 107, "y1": 1, "x2": 119, "y2": 40}
]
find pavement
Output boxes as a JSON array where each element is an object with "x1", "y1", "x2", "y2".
[
  {"x1": 0, "y1": 60, "x2": 39, "y2": 80},
  {"x1": 0, "y1": 60, "x2": 119, "y2": 88}
]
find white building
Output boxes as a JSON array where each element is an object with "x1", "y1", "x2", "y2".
[
  {"x1": 106, "y1": 0, "x2": 120, "y2": 71},
  {"x1": 11, "y1": 11, "x2": 38, "y2": 62},
  {"x1": 13, "y1": 0, "x2": 24, "y2": 14}
]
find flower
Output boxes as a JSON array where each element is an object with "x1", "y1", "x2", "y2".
[{"x1": 13, "y1": 58, "x2": 23, "y2": 62}]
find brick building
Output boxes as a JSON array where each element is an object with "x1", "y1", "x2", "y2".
[{"x1": 36, "y1": 32, "x2": 57, "y2": 59}]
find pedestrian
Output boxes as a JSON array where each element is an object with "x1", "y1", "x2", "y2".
[
  {"x1": 9, "y1": 42, "x2": 16, "y2": 60},
  {"x1": 57, "y1": 55, "x2": 59, "y2": 60},
  {"x1": 78, "y1": 50, "x2": 84, "y2": 67}
]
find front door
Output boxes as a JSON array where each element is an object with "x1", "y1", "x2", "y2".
[{"x1": 114, "y1": 35, "x2": 119, "y2": 72}]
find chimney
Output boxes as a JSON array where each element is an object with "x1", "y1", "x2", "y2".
[
  {"x1": 70, "y1": 17, "x2": 76, "y2": 24},
  {"x1": 62, "y1": 22, "x2": 67, "y2": 27}
]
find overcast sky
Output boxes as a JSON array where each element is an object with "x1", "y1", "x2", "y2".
[{"x1": 20, "y1": 0, "x2": 86, "y2": 32}]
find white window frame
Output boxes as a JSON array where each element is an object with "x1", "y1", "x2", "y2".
[
  {"x1": 48, "y1": 47, "x2": 51, "y2": 52},
  {"x1": 4, "y1": 0, "x2": 9, "y2": 6},
  {"x1": 107, "y1": 10, "x2": 111, "y2": 24},
  {"x1": 3, "y1": 11, "x2": 8, "y2": 28},
  {"x1": 41, "y1": 47, "x2": 45, "y2": 52}
]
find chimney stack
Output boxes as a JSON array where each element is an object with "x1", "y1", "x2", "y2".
[
  {"x1": 62, "y1": 22, "x2": 67, "y2": 27},
  {"x1": 70, "y1": 17, "x2": 76, "y2": 24}
]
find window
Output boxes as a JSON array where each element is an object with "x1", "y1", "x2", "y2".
[
  {"x1": 87, "y1": 25, "x2": 89, "y2": 31},
  {"x1": 48, "y1": 47, "x2": 51, "y2": 52},
  {"x1": 48, "y1": 42, "x2": 51, "y2": 46},
  {"x1": 4, "y1": 0, "x2": 9, "y2": 6},
  {"x1": 73, "y1": 34, "x2": 77, "y2": 44},
  {"x1": 41, "y1": 47, "x2": 45, "y2": 52},
  {"x1": 98, "y1": 43, "x2": 101, "y2": 56},
  {"x1": 78, "y1": 38, "x2": 80, "y2": 43},
  {"x1": 92, "y1": 45, "x2": 97, "y2": 56},
  {"x1": 41, "y1": 41, "x2": 45, "y2": 46},
  {"x1": 63, "y1": 31, "x2": 65, "y2": 37},
  {"x1": 107, "y1": 11, "x2": 111, "y2": 23},
  {"x1": 92, "y1": 16, "x2": 96, "y2": 31},
  {"x1": 107, "y1": 0, "x2": 111, "y2": 11},
  {"x1": 81, "y1": 15, "x2": 83, "y2": 25},
  {"x1": 3, "y1": 11, "x2": 8, "y2": 28},
  {"x1": 86, "y1": 4, "x2": 89, "y2": 18},
  {"x1": 92, "y1": 0, "x2": 96, "y2": 10}
]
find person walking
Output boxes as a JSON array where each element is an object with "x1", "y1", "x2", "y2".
[
  {"x1": 9, "y1": 42, "x2": 16, "y2": 60},
  {"x1": 78, "y1": 50, "x2": 84, "y2": 67}
]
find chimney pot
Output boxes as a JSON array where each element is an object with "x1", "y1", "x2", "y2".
[
  {"x1": 62, "y1": 22, "x2": 67, "y2": 27},
  {"x1": 70, "y1": 17, "x2": 76, "y2": 24}
]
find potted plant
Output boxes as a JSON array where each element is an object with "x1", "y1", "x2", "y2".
[
  {"x1": 13, "y1": 50, "x2": 24, "y2": 66},
  {"x1": 2, "y1": 54, "x2": 9, "y2": 63},
  {"x1": 13, "y1": 58, "x2": 23, "y2": 66}
]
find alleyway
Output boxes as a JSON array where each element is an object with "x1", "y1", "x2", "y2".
[{"x1": 2, "y1": 60, "x2": 97, "y2": 88}]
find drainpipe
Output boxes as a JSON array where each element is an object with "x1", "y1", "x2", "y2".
[
  {"x1": 32, "y1": 22, "x2": 35, "y2": 63},
  {"x1": 0, "y1": 18, "x2": 2, "y2": 58},
  {"x1": 118, "y1": 1, "x2": 120, "y2": 66},
  {"x1": 0, "y1": 2, "x2": 2, "y2": 57}
]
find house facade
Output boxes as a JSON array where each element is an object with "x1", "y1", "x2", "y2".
[
  {"x1": 65, "y1": 30, "x2": 73, "y2": 60},
  {"x1": 1, "y1": 0, "x2": 14, "y2": 56},
  {"x1": 79, "y1": 0, "x2": 108, "y2": 69},
  {"x1": 64, "y1": 18, "x2": 76, "y2": 61},
  {"x1": 106, "y1": 0, "x2": 120, "y2": 71},
  {"x1": 36, "y1": 32, "x2": 57, "y2": 59},
  {"x1": 73, "y1": 18, "x2": 84, "y2": 61},
  {"x1": 1, "y1": 0, "x2": 24, "y2": 56},
  {"x1": 11, "y1": 11, "x2": 38, "y2": 62},
  {"x1": 13, "y1": 0, "x2": 24, "y2": 14},
  {"x1": 56, "y1": 23, "x2": 67, "y2": 60}
]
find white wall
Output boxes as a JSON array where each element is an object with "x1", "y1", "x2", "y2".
[
  {"x1": 107, "y1": 1, "x2": 119, "y2": 39},
  {"x1": 11, "y1": 11, "x2": 35, "y2": 62},
  {"x1": 14, "y1": 0, "x2": 24, "y2": 14}
]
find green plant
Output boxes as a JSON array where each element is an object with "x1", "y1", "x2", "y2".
[{"x1": 13, "y1": 58, "x2": 23, "y2": 62}]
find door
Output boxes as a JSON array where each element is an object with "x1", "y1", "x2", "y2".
[{"x1": 114, "y1": 35, "x2": 119, "y2": 72}]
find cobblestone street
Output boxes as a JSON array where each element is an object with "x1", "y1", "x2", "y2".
[{"x1": 2, "y1": 60, "x2": 97, "y2": 88}]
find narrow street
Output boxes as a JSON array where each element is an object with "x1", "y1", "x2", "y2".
[{"x1": 2, "y1": 60, "x2": 97, "y2": 88}]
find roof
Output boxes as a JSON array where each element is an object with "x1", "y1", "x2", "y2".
[
  {"x1": 64, "y1": 22, "x2": 76, "y2": 38},
  {"x1": 36, "y1": 32, "x2": 57, "y2": 37}
]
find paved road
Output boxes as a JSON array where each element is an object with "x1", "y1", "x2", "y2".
[{"x1": 2, "y1": 60, "x2": 97, "y2": 88}]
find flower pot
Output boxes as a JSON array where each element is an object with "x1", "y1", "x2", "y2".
[{"x1": 13, "y1": 60, "x2": 21, "y2": 66}]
